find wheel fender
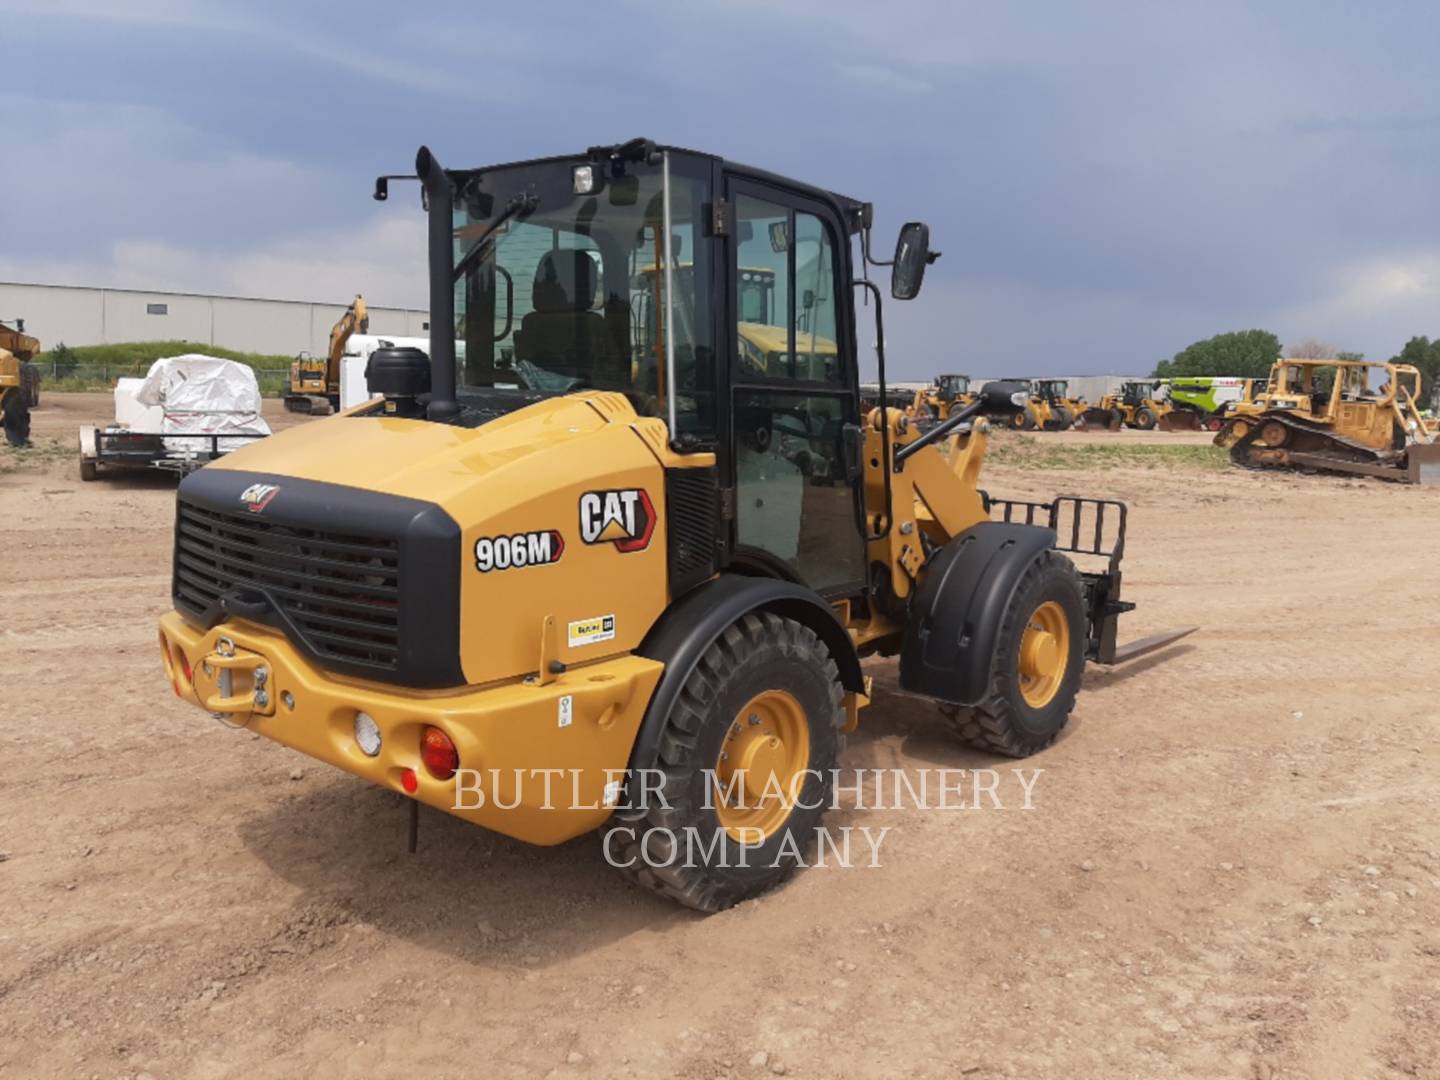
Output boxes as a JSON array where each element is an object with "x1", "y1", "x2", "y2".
[
  {"x1": 617, "y1": 574, "x2": 863, "y2": 814},
  {"x1": 78, "y1": 424, "x2": 98, "y2": 459},
  {"x1": 898, "y1": 522, "x2": 1056, "y2": 706}
]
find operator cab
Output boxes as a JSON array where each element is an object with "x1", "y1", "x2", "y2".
[{"x1": 377, "y1": 138, "x2": 936, "y2": 597}]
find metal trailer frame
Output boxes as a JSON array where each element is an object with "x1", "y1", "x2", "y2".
[{"x1": 79, "y1": 425, "x2": 268, "y2": 479}]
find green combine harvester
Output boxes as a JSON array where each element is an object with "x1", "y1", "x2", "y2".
[{"x1": 1161, "y1": 376, "x2": 1252, "y2": 431}]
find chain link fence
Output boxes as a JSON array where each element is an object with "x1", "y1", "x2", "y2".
[{"x1": 30, "y1": 360, "x2": 291, "y2": 396}]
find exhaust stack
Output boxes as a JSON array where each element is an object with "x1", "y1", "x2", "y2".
[{"x1": 415, "y1": 146, "x2": 460, "y2": 422}]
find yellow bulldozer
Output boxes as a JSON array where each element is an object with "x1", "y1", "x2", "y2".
[
  {"x1": 284, "y1": 295, "x2": 369, "y2": 414},
  {"x1": 158, "y1": 139, "x2": 1191, "y2": 911},
  {"x1": 1215, "y1": 358, "x2": 1440, "y2": 482}
]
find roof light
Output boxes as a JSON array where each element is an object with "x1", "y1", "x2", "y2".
[{"x1": 573, "y1": 165, "x2": 595, "y2": 195}]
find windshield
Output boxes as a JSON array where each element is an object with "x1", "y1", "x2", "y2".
[{"x1": 449, "y1": 153, "x2": 715, "y2": 434}]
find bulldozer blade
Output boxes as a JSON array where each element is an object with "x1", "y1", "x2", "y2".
[
  {"x1": 1104, "y1": 626, "x2": 1198, "y2": 665},
  {"x1": 1405, "y1": 441, "x2": 1440, "y2": 484}
]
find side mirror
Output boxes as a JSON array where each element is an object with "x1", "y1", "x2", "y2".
[
  {"x1": 979, "y1": 380, "x2": 1031, "y2": 414},
  {"x1": 891, "y1": 222, "x2": 933, "y2": 300}
]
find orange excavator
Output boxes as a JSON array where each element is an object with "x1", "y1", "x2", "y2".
[{"x1": 284, "y1": 295, "x2": 368, "y2": 414}]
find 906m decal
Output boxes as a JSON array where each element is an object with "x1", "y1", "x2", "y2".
[
  {"x1": 474, "y1": 529, "x2": 564, "y2": 572},
  {"x1": 579, "y1": 488, "x2": 655, "y2": 552}
]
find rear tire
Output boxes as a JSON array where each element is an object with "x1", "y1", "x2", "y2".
[
  {"x1": 1012, "y1": 408, "x2": 1037, "y2": 431},
  {"x1": 941, "y1": 550, "x2": 1086, "y2": 758},
  {"x1": 80, "y1": 458, "x2": 98, "y2": 481},
  {"x1": 606, "y1": 611, "x2": 845, "y2": 912}
]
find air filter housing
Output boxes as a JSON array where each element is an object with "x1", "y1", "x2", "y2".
[{"x1": 365, "y1": 346, "x2": 431, "y2": 417}]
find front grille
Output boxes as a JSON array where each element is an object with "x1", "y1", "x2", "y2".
[{"x1": 175, "y1": 502, "x2": 402, "y2": 673}]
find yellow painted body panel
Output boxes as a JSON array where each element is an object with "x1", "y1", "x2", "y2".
[
  {"x1": 209, "y1": 392, "x2": 677, "y2": 686},
  {"x1": 0, "y1": 347, "x2": 19, "y2": 388},
  {"x1": 159, "y1": 611, "x2": 663, "y2": 845}
]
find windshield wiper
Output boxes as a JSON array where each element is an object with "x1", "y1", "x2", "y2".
[{"x1": 452, "y1": 192, "x2": 539, "y2": 283}]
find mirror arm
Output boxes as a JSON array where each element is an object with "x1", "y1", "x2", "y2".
[{"x1": 860, "y1": 225, "x2": 894, "y2": 268}]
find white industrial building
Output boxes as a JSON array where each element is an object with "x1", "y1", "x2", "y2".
[{"x1": 0, "y1": 281, "x2": 428, "y2": 358}]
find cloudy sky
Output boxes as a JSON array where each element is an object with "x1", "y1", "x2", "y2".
[{"x1": 4, "y1": 0, "x2": 1440, "y2": 378}]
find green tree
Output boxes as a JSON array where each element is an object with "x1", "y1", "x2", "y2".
[
  {"x1": 1391, "y1": 336, "x2": 1440, "y2": 398},
  {"x1": 1154, "y1": 330, "x2": 1282, "y2": 379}
]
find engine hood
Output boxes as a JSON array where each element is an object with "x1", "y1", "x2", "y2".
[{"x1": 211, "y1": 392, "x2": 640, "y2": 504}]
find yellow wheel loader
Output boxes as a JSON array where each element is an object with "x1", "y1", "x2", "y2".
[
  {"x1": 0, "y1": 346, "x2": 32, "y2": 447},
  {"x1": 285, "y1": 295, "x2": 369, "y2": 415},
  {"x1": 1081, "y1": 380, "x2": 1171, "y2": 432},
  {"x1": 0, "y1": 318, "x2": 41, "y2": 408},
  {"x1": 158, "y1": 140, "x2": 1191, "y2": 911},
  {"x1": 1009, "y1": 379, "x2": 1084, "y2": 431},
  {"x1": 910, "y1": 373, "x2": 973, "y2": 426},
  {"x1": 1214, "y1": 358, "x2": 1440, "y2": 482}
]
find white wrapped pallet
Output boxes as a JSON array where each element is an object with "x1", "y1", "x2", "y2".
[
  {"x1": 133, "y1": 354, "x2": 271, "y2": 455},
  {"x1": 113, "y1": 377, "x2": 165, "y2": 433}
]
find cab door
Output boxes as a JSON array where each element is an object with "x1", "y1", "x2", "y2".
[{"x1": 724, "y1": 179, "x2": 865, "y2": 596}]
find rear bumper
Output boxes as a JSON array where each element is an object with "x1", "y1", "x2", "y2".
[{"x1": 158, "y1": 611, "x2": 663, "y2": 845}]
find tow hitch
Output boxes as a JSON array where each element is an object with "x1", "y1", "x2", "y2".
[{"x1": 196, "y1": 637, "x2": 276, "y2": 720}]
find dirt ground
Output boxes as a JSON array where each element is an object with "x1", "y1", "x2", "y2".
[{"x1": 2, "y1": 393, "x2": 1438, "y2": 1080}]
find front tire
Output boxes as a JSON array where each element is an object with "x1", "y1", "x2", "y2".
[
  {"x1": 1012, "y1": 408, "x2": 1038, "y2": 431},
  {"x1": 2, "y1": 389, "x2": 30, "y2": 448},
  {"x1": 942, "y1": 550, "x2": 1085, "y2": 758},
  {"x1": 1133, "y1": 407, "x2": 1158, "y2": 430},
  {"x1": 607, "y1": 612, "x2": 845, "y2": 912}
]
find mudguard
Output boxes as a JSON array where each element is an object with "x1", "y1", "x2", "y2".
[
  {"x1": 898, "y1": 522, "x2": 1055, "y2": 706},
  {"x1": 617, "y1": 573, "x2": 864, "y2": 814}
]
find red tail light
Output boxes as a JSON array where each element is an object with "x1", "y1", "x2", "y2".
[{"x1": 420, "y1": 726, "x2": 459, "y2": 780}]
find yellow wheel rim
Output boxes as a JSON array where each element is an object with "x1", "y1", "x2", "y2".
[
  {"x1": 714, "y1": 690, "x2": 811, "y2": 842},
  {"x1": 1018, "y1": 601, "x2": 1070, "y2": 709}
]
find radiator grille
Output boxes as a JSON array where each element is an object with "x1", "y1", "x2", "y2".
[
  {"x1": 665, "y1": 467, "x2": 719, "y2": 597},
  {"x1": 174, "y1": 501, "x2": 402, "y2": 672}
]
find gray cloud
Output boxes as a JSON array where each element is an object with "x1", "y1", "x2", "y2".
[{"x1": 3, "y1": 0, "x2": 1439, "y2": 376}]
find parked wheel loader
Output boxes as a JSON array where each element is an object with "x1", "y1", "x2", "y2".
[
  {"x1": 1214, "y1": 358, "x2": 1440, "y2": 482},
  {"x1": 0, "y1": 346, "x2": 31, "y2": 447},
  {"x1": 158, "y1": 140, "x2": 1192, "y2": 912},
  {"x1": 284, "y1": 295, "x2": 369, "y2": 414},
  {"x1": 1081, "y1": 379, "x2": 1171, "y2": 432},
  {"x1": 0, "y1": 318, "x2": 42, "y2": 408},
  {"x1": 1009, "y1": 378, "x2": 1084, "y2": 430},
  {"x1": 910, "y1": 373, "x2": 974, "y2": 426}
]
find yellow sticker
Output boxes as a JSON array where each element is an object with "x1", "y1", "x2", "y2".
[{"x1": 567, "y1": 614, "x2": 616, "y2": 648}]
